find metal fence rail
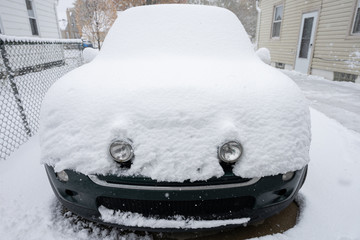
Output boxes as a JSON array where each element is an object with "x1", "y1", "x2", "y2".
[{"x1": 0, "y1": 36, "x2": 83, "y2": 161}]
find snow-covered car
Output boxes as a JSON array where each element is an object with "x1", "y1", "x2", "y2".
[{"x1": 41, "y1": 5, "x2": 311, "y2": 231}]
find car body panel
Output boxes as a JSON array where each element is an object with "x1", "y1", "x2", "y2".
[{"x1": 46, "y1": 165, "x2": 307, "y2": 231}]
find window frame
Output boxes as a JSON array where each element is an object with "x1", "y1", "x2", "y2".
[
  {"x1": 351, "y1": 0, "x2": 360, "y2": 35},
  {"x1": 25, "y1": 0, "x2": 39, "y2": 36},
  {"x1": 271, "y1": 4, "x2": 284, "y2": 39}
]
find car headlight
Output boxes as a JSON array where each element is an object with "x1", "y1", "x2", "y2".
[
  {"x1": 282, "y1": 171, "x2": 294, "y2": 181},
  {"x1": 109, "y1": 140, "x2": 134, "y2": 163},
  {"x1": 218, "y1": 141, "x2": 243, "y2": 163},
  {"x1": 56, "y1": 170, "x2": 69, "y2": 182}
]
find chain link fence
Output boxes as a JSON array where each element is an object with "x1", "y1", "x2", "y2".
[{"x1": 0, "y1": 36, "x2": 83, "y2": 161}]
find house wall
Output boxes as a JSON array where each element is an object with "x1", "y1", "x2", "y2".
[
  {"x1": 258, "y1": 0, "x2": 322, "y2": 68},
  {"x1": 34, "y1": 0, "x2": 60, "y2": 38},
  {"x1": 312, "y1": 0, "x2": 360, "y2": 76},
  {"x1": 0, "y1": 0, "x2": 59, "y2": 38},
  {"x1": 258, "y1": 0, "x2": 360, "y2": 79}
]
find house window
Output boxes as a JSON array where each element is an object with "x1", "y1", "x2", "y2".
[
  {"x1": 272, "y1": 5, "x2": 283, "y2": 38},
  {"x1": 25, "y1": 0, "x2": 39, "y2": 35},
  {"x1": 275, "y1": 62, "x2": 285, "y2": 69},
  {"x1": 334, "y1": 72, "x2": 358, "y2": 82},
  {"x1": 352, "y1": 0, "x2": 360, "y2": 34}
]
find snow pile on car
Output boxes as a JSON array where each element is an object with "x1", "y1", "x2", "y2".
[
  {"x1": 255, "y1": 47, "x2": 271, "y2": 65},
  {"x1": 83, "y1": 48, "x2": 99, "y2": 63},
  {"x1": 40, "y1": 5, "x2": 311, "y2": 181}
]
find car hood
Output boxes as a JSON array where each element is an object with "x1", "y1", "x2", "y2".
[{"x1": 40, "y1": 57, "x2": 311, "y2": 182}]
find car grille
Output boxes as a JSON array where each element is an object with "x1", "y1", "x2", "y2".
[
  {"x1": 96, "y1": 196, "x2": 255, "y2": 220},
  {"x1": 97, "y1": 173, "x2": 252, "y2": 187}
]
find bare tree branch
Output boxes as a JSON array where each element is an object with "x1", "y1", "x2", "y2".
[{"x1": 74, "y1": 0, "x2": 117, "y2": 50}]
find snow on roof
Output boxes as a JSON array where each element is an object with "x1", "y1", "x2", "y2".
[
  {"x1": 99, "y1": 4, "x2": 254, "y2": 60},
  {"x1": 40, "y1": 5, "x2": 311, "y2": 182}
]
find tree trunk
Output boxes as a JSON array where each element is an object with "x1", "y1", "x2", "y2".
[{"x1": 96, "y1": 20, "x2": 101, "y2": 50}]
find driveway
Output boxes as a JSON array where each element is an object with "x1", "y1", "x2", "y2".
[{"x1": 282, "y1": 70, "x2": 360, "y2": 133}]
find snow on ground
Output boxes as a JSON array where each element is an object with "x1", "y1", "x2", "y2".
[
  {"x1": 0, "y1": 108, "x2": 359, "y2": 239},
  {"x1": 283, "y1": 70, "x2": 360, "y2": 134},
  {"x1": 258, "y1": 109, "x2": 360, "y2": 240}
]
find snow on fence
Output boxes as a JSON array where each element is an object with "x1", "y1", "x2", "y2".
[{"x1": 0, "y1": 35, "x2": 83, "y2": 161}]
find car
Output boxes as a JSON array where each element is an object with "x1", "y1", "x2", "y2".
[
  {"x1": 41, "y1": 4, "x2": 311, "y2": 231},
  {"x1": 82, "y1": 40, "x2": 93, "y2": 48}
]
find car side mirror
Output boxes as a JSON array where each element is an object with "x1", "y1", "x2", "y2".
[{"x1": 255, "y1": 48, "x2": 271, "y2": 65}]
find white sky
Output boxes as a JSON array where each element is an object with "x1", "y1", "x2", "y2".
[{"x1": 56, "y1": 0, "x2": 76, "y2": 21}]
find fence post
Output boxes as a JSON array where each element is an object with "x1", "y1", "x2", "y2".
[{"x1": 0, "y1": 39, "x2": 32, "y2": 137}]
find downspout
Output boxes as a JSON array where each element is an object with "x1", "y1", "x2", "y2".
[
  {"x1": 54, "y1": 0, "x2": 61, "y2": 38},
  {"x1": 255, "y1": 0, "x2": 261, "y2": 50}
]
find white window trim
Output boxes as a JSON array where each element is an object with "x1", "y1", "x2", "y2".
[
  {"x1": 271, "y1": 4, "x2": 283, "y2": 39},
  {"x1": 351, "y1": 0, "x2": 360, "y2": 35},
  {"x1": 0, "y1": 15, "x2": 4, "y2": 35},
  {"x1": 26, "y1": 0, "x2": 40, "y2": 36}
]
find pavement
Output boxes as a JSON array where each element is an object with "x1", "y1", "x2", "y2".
[{"x1": 282, "y1": 70, "x2": 360, "y2": 134}]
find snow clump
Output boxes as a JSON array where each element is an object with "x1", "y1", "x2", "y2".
[
  {"x1": 83, "y1": 47, "x2": 99, "y2": 63},
  {"x1": 255, "y1": 47, "x2": 271, "y2": 65}
]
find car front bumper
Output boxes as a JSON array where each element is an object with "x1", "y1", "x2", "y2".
[{"x1": 45, "y1": 165, "x2": 307, "y2": 231}]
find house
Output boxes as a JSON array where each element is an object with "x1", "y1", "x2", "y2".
[
  {"x1": 0, "y1": 0, "x2": 60, "y2": 38},
  {"x1": 60, "y1": 7, "x2": 80, "y2": 39},
  {"x1": 256, "y1": 0, "x2": 360, "y2": 83}
]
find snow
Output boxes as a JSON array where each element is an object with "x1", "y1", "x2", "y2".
[
  {"x1": 0, "y1": 34, "x2": 81, "y2": 43},
  {"x1": 1, "y1": 107, "x2": 359, "y2": 239},
  {"x1": 99, "y1": 206, "x2": 250, "y2": 229},
  {"x1": 100, "y1": 5, "x2": 254, "y2": 60},
  {"x1": 83, "y1": 47, "x2": 99, "y2": 63},
  {"x1": 255, "y1": 47, "x2": 271, "y2": 65},
  {"x1": 283, "y1": 70, "x2": 360, "y2": 134},
  {"x1": 263, "y1": 109, "x2": 360, "y2": 240},
  {"x1": 39, "y1": 5, "x2": 311, "y2": 181}
]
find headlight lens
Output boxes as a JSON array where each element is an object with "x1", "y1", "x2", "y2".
[
  {"x1": 282, "y1": 171, "x2": 295, "y2": 181},
  {"x1": 109, "y1": 140, "x2": 134, "y2": 163},
  {"x1": 218, "y1": 141, "x2": 243, "y2": 163},
  {"x1": 56, "y1": 170, "x2": 69, "y2": 182}
]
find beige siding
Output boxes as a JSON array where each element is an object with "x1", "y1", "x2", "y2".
[
  {"x1": 258, "y1": 0, "x2": 360, "y2": 76},
  {"x1": 258, "y1": 0, "x2": 322, "y2": 67},
  {"x1": 34, "y1": 0, "x2": 60, "y2": 38},
  {"x1": 0, "y1": 0, "x2": 59, "y2": 38},
  {"x1": 0, "y1": 0, "x2": 32, "y2": 36},
  {"x1": 312, "y1": 0, "x2": 360, "y2": 75}
]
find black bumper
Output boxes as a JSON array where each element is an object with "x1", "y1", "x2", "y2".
[{"x1": 45, "y1": 165, "x2": 307, "y2": 232}]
